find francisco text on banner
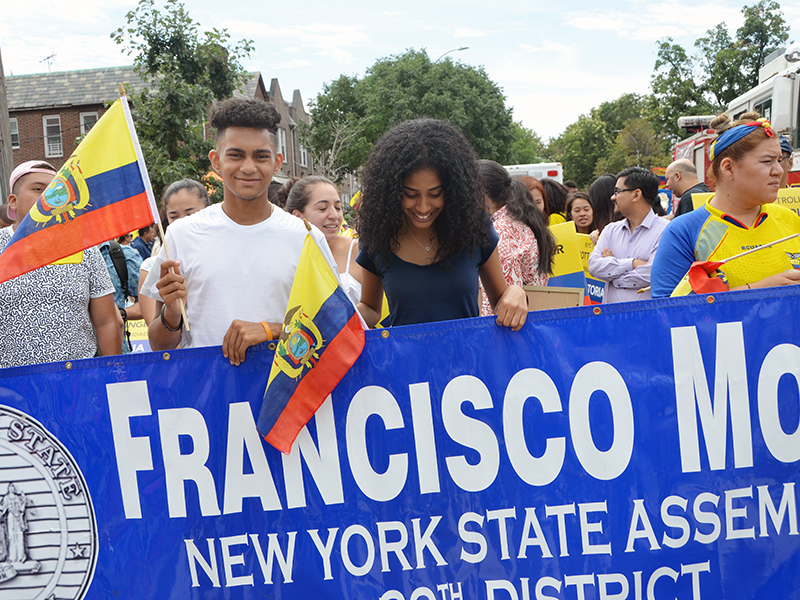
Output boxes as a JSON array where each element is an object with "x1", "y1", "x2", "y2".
[{"x1": 1, "y1": 287, "x2": 799, "y2": 599}]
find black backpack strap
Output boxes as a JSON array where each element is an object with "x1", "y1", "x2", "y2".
[{"x1": 108, "y1": 240, "x2": 130, "y2": 298}]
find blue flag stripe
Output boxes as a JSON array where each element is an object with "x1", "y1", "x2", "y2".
[{"x1": 257, "y1": 286, "x2": 356, "y2": 432}]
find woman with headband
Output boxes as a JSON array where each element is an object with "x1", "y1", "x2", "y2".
[{"x1": 651, "y1": 112, "x2": 800, "y2": 297}]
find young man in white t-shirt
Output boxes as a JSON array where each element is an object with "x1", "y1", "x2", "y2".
[{"x1": 145, "y1": 98, "x2": 333, "y2": 365}]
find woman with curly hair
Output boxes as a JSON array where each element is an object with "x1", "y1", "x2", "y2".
[
  {"x1": 477, "y1": 160, "x2": 555, "y2": 315},
  {"x1": 356, "y1": 118, "x2": 528, "y2": 329}
]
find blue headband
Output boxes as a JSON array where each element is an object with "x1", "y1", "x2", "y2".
[{"x1": 708, "y1": 119, "x2": 774, "y2": 162}]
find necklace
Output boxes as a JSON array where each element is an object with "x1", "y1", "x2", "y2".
[{"x1": 407, "y1": 229, "x2": 433, "y2": 252}]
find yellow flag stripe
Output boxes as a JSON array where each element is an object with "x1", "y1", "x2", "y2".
[{"x1": 73, "y1": 100, "x2": 138, "y2": 178}]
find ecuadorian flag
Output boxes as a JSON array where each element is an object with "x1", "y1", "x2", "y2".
[
  {"x1": 257, "y1": 232, "x2": 365, "y2": 454},
  {"x1": 0, "y1": 97, "x2": 158, "y2": 283}
]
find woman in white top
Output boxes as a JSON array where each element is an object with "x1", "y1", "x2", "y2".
[
  {"x1": 285, "y1": 176, "x2": 362, "y2": 304},
  {"x1": 138, "y1": 179, "x2": 210, "y2": 326}
]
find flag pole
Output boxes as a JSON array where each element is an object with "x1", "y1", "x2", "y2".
[
  {"x1": 118, "y1": 84, "x2": 190, "y2": 331},
  {"x1": 638, "y1": 232, "x2": 800, "y2": 294},
  {"x1": 715, "y1": 233, "x2": 798, "y2": 264}
]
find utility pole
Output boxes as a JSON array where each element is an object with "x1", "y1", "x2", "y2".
[{"x1": 0, "y1": 43, "x2": 14, "y2": 202}]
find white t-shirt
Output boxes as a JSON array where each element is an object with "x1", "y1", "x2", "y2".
[
  {"x1": 339, "y1": 238, "x2": 362, "y2": 306},
  {"x1": 141, "y1": 203, "x2": 336, "y2": 349}
]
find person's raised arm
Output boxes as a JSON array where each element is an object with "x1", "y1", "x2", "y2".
[
  {"x1": 148, "y1": 259, "x2": 185, "y2": 351},
  {"x1": 480, "y1": 248, "x2": 528, "y2": 331}
]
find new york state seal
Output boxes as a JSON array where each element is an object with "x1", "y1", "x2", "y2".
[{"x1": 0, "y1": 406, "x2": 97, "y2": 599}]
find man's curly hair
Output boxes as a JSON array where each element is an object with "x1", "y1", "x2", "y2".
[
  {"x1": 358, "y1": 118, "x2": 486, "y2": 265},
  {"x1": 209, "y1": 98, "x2": 281, "y2": 140}
]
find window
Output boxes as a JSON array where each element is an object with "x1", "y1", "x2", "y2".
[
  {"x1": 80, "y1": 112, "x2": 98, "y2": 135},
  {"x1": 9, "y1": 118, "x2": 19, "y2": 148},
  {"x1": 754, "y1": 98, "x2": 772, "y2": 122},
  {"x1": 277, "y1": 128, "x2": 287, "y2": 158},
  {"x1": 43, "y1": 115, "x2": 62, "y2": 158},
  {"x1": 299, "y1": 144, "x2": 308, "y2": 167}
]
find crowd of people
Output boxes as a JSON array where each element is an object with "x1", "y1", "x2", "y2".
[{"x1": 0, "y1": 98, "x2": 798, "y2": 370}]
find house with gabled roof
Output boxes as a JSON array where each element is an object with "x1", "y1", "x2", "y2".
[{"x1": 6, "y1": 65, "x2": 314, "y2": 182}]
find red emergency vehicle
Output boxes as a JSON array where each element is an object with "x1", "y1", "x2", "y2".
[{"x1": 674, "y1": 45, "x2": 800, "y2": 188}]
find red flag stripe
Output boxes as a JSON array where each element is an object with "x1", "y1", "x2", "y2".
[
  {"x1": 0, "y1": 193, "x2": 153, "y2": 282},
  {"x1": 265, "y1": 313, "x2": 365, "y2": 453}
]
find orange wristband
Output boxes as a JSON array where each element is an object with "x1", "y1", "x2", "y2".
[{"x1": 260, "y1": 321, "x2": 273, "y2": 341}]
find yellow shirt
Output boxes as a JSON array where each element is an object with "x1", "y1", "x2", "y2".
[{"x1": 652, "y1": 198, "x2": 800, "y2": 296}]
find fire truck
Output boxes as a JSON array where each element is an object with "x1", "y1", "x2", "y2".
[{"x1": 674, "y1": 44, "x2": 800, "y2": 187}]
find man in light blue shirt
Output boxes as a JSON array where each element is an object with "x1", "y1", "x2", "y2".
[{"x1": 588, "y1": 167, "x2": 668, "y2": 303}]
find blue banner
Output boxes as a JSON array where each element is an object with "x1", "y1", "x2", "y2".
[{"x1": 0, "y1": 288, "x2": 799, "y2": 599}]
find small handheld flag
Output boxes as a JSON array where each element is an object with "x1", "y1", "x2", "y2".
[
  {"x1": 257, "y1": 230, "x2": 365, "y2": 454},
  {"x1": 687, "y1": 260, "x2": 729, "y2": 294},
  {"x1": 670, "y1": 233, "x2": 799, "y2": 296},
  {"x1": 0, "y1": 97, "x2": 159, "y2": 284}
]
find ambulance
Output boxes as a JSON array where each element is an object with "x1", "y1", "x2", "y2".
[{"x1": 503, "y1": 163, "x2": 564, "y2": 183}]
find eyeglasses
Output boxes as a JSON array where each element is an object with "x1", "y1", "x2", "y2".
[
  {"x1": 779, "y1": 154, "x2": 793, "y2": 164},
  {"x1": 613, "y1": 188, "x2": 636, "y2": 196}
]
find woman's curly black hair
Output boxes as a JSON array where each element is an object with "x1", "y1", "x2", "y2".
[{"x1": 358, "y1": 118, "x2": 487, "y2": 265}]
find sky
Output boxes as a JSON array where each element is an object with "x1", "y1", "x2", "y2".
[{"x1": 1, "y1": 0, "x2": 799, "y2": 141}]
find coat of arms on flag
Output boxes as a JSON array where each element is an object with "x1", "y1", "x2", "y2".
[
  {"x1": 257, "y1": 230, "x2": 365, "y2": 454},
  {"x1": 0, "y1": 97, "x2": 159, "y2": 284}
]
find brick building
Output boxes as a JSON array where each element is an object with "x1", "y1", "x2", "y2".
[
  {"x1": 6, "y1": 67, "x2": 148, "y2": 169},
  {"x1": 5, "y1": 66, "x2": 314, "y2": 181},
  {"x1": 266, "y1": 78, "x2": 314, "y2": 181}
]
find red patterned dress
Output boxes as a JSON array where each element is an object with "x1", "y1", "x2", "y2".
[{"x1": 481, "y1": 206, "x2": 547, "y2": 316}]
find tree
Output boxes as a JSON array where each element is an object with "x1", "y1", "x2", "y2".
[
  {"x1": 649, "y1": 1, "x2": 790, "y2": 141},
  {"x1": 297, "y1": 74, "x2": 369, "y2": 183},
  {"x1": 737, "y1": 0, "x2": 790, "y2": 88},
  {"x1": 592, "y1": 93, "x2": 653, "y2": 139},
  {"x1": 556, "y1": 116, "x2": 610, "y2": 188},
  {"x1": 301, "y1": 49, "x2": 518, "y2": 179},
  {"x1": 111, "y1": 0, "x2": 253, "y2": 200},
  {"x1": 545, "y1": 93, "x2": 668, "y2": 186},
  {"x1": 650, "y1": 38, "x2": 714, "y2": 142},
  {"x1": 694, "y1": 24, "x2": 748, "y2": 107},
  {"x1": 507, "y1": 121, "x2": 546, "y2": 164},
  {"x1": 595, "y1": 119, "x2": 671, "y2": 175}
]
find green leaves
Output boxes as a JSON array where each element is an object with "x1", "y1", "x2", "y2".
[
  {"x1": 544, "y1": 94, "x2": 668, "y2": 188},
  {"x1": 111, "y1": 0, "x2": 253, "y2": 200},
  {"x1": 738, "y1": 0, "x2": 790, "y2": 88},
  {"x1": 650, "y1": 0, "x2": 790, "y2": 140},
  {"x1": 301, "y1": 49, "x2": 518, "y2": 181}
]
